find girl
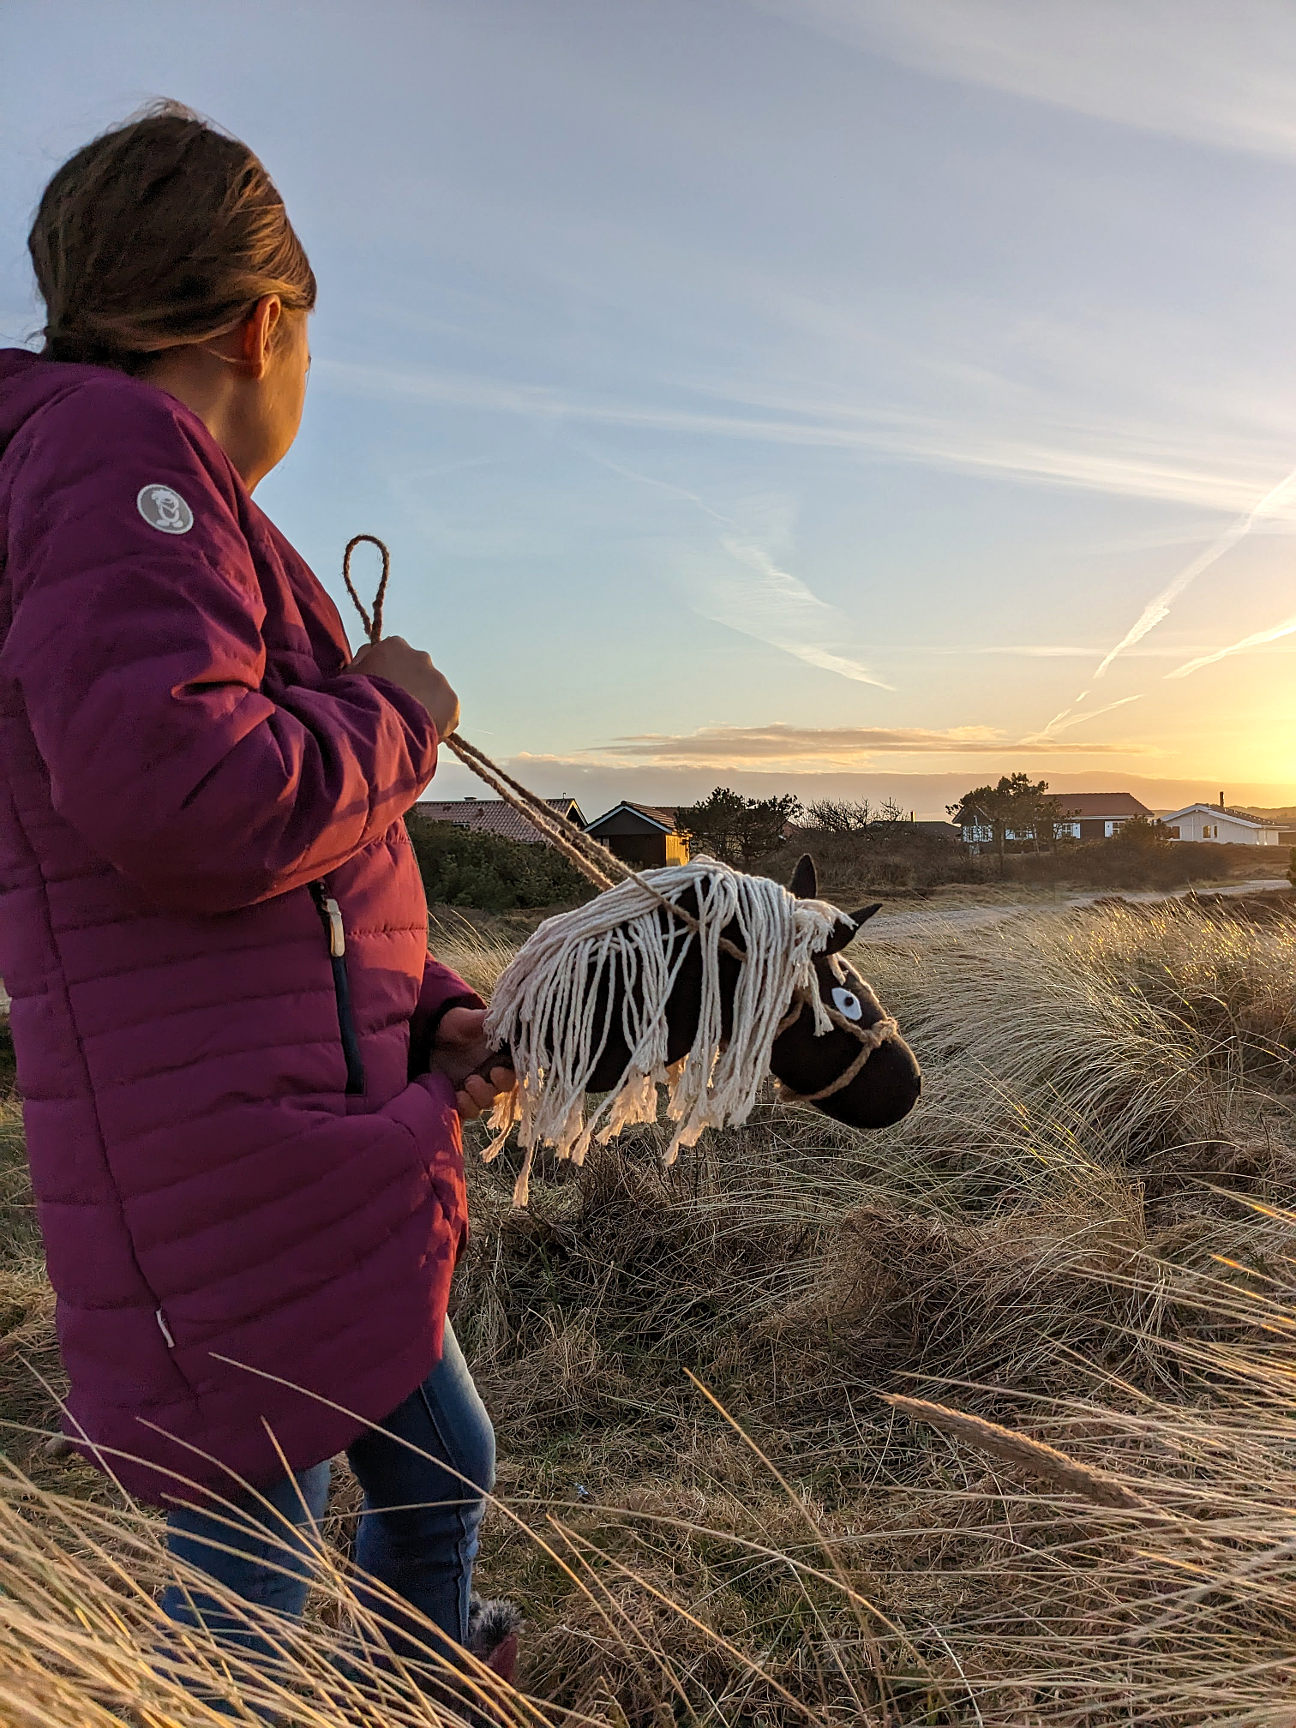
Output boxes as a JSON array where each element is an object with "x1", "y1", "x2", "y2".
[{"x1": 0, "y1": 103, "x2": 516, "y2": 1686}]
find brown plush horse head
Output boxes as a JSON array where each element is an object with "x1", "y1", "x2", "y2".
[
  {"x1": 576, "y1": 852, "x2": 921, "y2": 1131},
  {"x1": 473, "y1": 852, "x2": 921, "y2": 1202}
]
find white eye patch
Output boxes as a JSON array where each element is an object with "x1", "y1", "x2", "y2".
[{"x1": 831, "y1": 986, "x2": 864, "y2": 1021}]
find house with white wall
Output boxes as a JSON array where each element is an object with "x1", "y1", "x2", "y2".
[
  {"x1": 953, "y1": 791, "x2": 1151, "y2": 848},
  {"x1": 1160, "y1": 798, "x2": 1288, "y2": 845}
]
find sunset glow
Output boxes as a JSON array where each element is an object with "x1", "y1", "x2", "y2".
[{"x1": 7, "y1": 1, "x2": 1296, "y2": 815}]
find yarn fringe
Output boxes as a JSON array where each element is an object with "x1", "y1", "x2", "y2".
[{"x1": 483, "y1": 859, "x2": 842, "y2": 1204}]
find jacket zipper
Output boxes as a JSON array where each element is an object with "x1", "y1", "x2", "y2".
[{"x1": 310, "y1": 880, "x2": 366, "y2": 1096}]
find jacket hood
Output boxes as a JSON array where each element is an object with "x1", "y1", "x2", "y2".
[{"x1": 0, "y1": 348, "x2": 130, "y2": 456}]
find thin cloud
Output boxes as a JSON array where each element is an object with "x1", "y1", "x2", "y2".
[
  {"x1": 1090, "y1": 465, "x2": 1296, "y2": 682},
  {"x1": 575, "y1": 449, "x2": 891, "y2": 689},
  {"x1": 752, "y1": 0, "x2": 1296, "y2": 161},
  {"x1": 1026, "y1": 464, "x2": 1296, "y2": 745},
  {"x1": 1037, "y1": 703, "x2": 1079, "y2": 737},
  {"x1": 898, "y1": 643, "x2": 1251, "y2": 659},
  {"x1": 513, "y1": 722, "x2": 1142, "y2": 768},
  {"x1": 690, "y1": 536, "x2": 891, "y2": 690},
  {"x1": 316, "y1": 358, "x2": 1296, "y2": 518},
  {"x1": 615, "y1": 724, "x2": 1004, "y2": 759},
  {"x1": 1027, "y1": 694, "x2": 1144, "y2": 742},
  {"x1": 1166, "y1": 611, "x2": 1296, "y2": 680},
  {"x1": 576, "y1": 445, "x2": 732, "y2": 528}
]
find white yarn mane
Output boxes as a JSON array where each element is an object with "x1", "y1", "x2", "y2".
[{"x1": 482, "y1": 858, "x2": 843, "y2": 1204}]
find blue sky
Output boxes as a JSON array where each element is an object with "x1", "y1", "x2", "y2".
[{"x1": 6, "y1": 0, "x2": 1296, "y2": 815}]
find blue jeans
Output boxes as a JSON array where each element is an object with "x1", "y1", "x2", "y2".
[{"x1": 160, "y1": 1321, "x2": 495, "y2": 1693}]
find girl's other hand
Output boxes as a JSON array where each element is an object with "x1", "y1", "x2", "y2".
[
  {"x1": 347, "y1": 637, "x2": 460, "y2": 738},
  {"x1": 428, "y1": 1006, "x2": 516, "y2": 1121}
]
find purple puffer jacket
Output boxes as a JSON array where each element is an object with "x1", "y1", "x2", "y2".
[{"x1": 0, "y1": 349, "x2": 480, "y2": 1506}]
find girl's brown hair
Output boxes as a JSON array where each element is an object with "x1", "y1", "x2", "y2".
[{"x1": 29, "y1": 101, "x2": 316, "y2": 373}]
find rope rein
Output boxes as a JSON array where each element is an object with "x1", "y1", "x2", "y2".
[
  {"x1": 340, "y1": 536, "x2": 743, "y2": 951},
  {"x1": 343, "y1": 537, "x2": 619, "y2": 891},
  {"x1": 339, "y1": 535, "x2": 894, "y2": 1145}
]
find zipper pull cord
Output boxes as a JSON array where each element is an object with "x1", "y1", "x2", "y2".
[
  {"x1": 310, "y1": 880, "x2": 366, "y2": 1095},
  {"x1": 318, "y1": 892, "x2": 346, "y2": 958}
]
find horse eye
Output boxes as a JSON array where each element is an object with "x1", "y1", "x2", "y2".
[{"x1": 831, "y1": 987, "x2": 863, "y2": 1021}]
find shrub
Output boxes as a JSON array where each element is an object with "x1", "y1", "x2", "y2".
[
  {"x1": 676, "y1": 787, "x2": 802, "y2": 866},
  {"x1": 404, "y1": 814, "x2": 591, "y2": 912},
  {"x1": 761, "y1": 824, "x2": 984, "y2": 897},
  {"x1": 1010, "y1": 826, "x2": 1262, "y2": 891}
]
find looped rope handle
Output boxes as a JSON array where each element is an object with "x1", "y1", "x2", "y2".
[
  {"x1": 340, "y1": 535, "x2": 617, "y2": 883},
  {"x1": 342, "y1": 534, "x2": 389, "y2": 646}
]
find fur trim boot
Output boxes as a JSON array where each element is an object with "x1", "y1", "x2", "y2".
[{"x1": 468, "y1": 1594, "x2": 524, "y2": 1683}]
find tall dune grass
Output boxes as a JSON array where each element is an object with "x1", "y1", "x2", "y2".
[{"x1": 3, "y1": 894, "x2": 1296, "y2": 1723}]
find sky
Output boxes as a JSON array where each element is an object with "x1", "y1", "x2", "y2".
[{"x1": 6, "y1": 0, "x2": 1296, "y2": 817}]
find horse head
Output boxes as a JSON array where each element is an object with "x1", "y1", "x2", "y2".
[
  {"x1": 579, "y1": 852, "x2": 920, "y2": 1131},
  {"x1": 476, "y1": 851, "x2": 921, "y2": 1201}
]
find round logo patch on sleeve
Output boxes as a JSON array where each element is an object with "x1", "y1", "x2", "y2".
[{"x1": 137, "y1": 484, "x2": 194, "y2": 535}]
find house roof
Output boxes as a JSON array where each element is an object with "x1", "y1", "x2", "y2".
[
  {"x1": 954, "y1": 791, "x2": 1152, "y2": 823},
  {"x1": 1052, "y1": 793, "x2": 1153, "y2": 819},
  {"x1": 413, "y1": 795, "x2": 586, "y2": 845},
  {"x1": 912, "y1": 820, "x2": 963, "y2": 838},
  {"x1": 1160, "y1": 802, "x2": 1281, "y2": 829},
  {"x1": 587, "y1": 801, "x2": 680, "y2": 833}
]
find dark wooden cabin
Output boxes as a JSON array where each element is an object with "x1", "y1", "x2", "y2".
[{"x1": 584, "y1": 802, "x2": 690, "y2": 868}]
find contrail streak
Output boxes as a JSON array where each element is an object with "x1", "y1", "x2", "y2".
[
  {"x1": 577, "y1": 446, "x2": 891, "y2": 688},
  {"x1": 1091, "y1": 464, "x2": 1296, "y2": 681},
  {"x1": 1166, "y1": 611, "x2": 1296, "y2": 680},
  {"x1": 1025, "y1": 693, "x2": 1143, "y2": 742}
]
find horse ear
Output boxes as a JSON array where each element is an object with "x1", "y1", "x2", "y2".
[
  {"x1": 789, "y1": 854, "x2": 817, "y2": 899},
  {"x1": 824, "y1": 904, "x2": 882, "y2": 952}
]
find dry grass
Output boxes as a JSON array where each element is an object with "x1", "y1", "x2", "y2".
[{"x1": 4, "y1": 895, "x2": 1296, "y2": 1722}]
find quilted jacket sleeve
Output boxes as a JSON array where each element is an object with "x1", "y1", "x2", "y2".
[
  {"x1": 408, "y1": 954, "x2": 488, "y2": 1078},
  {"x1": 0, "y1": 380, "x2": 438, "y2": 914}
]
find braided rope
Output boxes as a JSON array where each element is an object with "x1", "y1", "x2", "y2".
[
  {"x1": 440, "y1": 733, "x2": 623, "y2": 892},
  {"x1": 777, "y1": 1011, "x2": 900, "y2": 1103},
  {"x1": 342, "y1": 534, "x2": 389, "y2": 645},
  {"x1": 338, "y1": 537, "x2": 751, "y2": 953}
]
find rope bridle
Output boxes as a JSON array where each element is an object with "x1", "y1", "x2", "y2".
[
  {"x1": 340, "y1": 534, "x2": 896, "y2": 1095},
  {"x1": 776, "y1": 1001, "x2": 899, "y2": 1102}
]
